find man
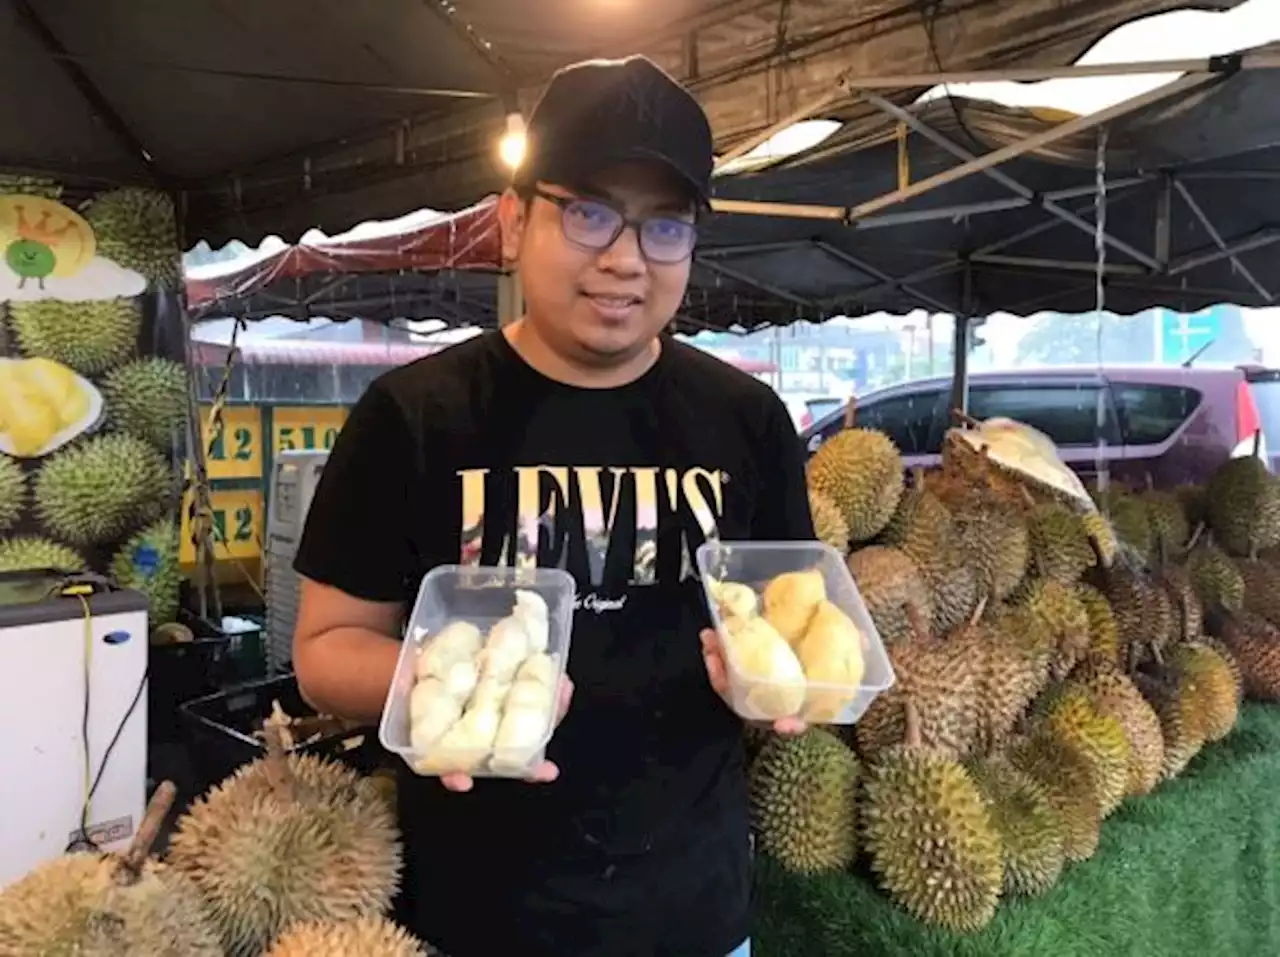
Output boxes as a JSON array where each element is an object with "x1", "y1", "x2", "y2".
[{"x1": 291, "y1": 54, "x2": 815, "y2": 957}]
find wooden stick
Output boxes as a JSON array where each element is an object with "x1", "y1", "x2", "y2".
[
  {"x1": 116, "y1": 781, "x2": 177, "y2": 883},
  {"x1": 262, "y1": 720, "x2": 296, "y2": 802}
]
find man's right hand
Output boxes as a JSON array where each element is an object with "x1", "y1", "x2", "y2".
[{"x1": 440, "y1": 675, "x2": 575, "y2": 793}]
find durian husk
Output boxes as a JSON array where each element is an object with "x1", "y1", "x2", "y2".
[
  {"x1": 974, "y1": 603, "x2": 1052, "y2": 755},
  {"x1": 264, "y1": 916, "x2": 435, "y2": 957},
  {"x1": 860, "y1": 702, "x2": 1003, "y2": 933},
  {"x1": 1132, "y1": 664, "x2": 1206, "y2": 780},
  {"x1": 1025, "y1": 500, "x2": 1097, "y2": 584},
  {"x1": 749, "y1": 728, "x2": 860, "y2": 876},
  {"x1": 1161, "y1": 564, "x2": 1205, "y2": 643},
  {"x1": 1065, "y1": 656, "x2": 1166, "y2": 798},
  {"x1": 1212, "y1": 610, "x2": 1280, "y2": 701},
  {"x1": 808, "y1": 486, "x2": 851, "y2": 554},
  {"x1": 967, "y1": 756, "x2": 1066, "y2": 898},
  {"x1": 1015, "y1": 578, "x2": 1091, "y2": 684},
  {"x1": 166, "y1": 724, "x2": 403, "y2": 957},
  {"x1": 1237, "y1": 558, "x2": 1280, "y2": 628},
  {"x1": 1072, "y1": 582, "x2": 1120, "y2": 663},
  {"x1": 1094, "y1": 487, "x2": 1155, "y2": 567},
  {"x1": 0, "y1": 781, "x2": 222, "y2": 956},
  {"x1": 846, "y1": 545, "x2": 932, "y2": 647},
  {"x1": 1204, "y1": 454, "x2": 1280, "y2": 558},
  {"x1": 1007, "y1": 727, "x2": 1104, "y2": 862},
  {"x1": 1165, "y1": 642, "x2": 1240, "y2": 743},
  {"x1": 806, "y1": 421, "x2": 904, "y2": 544},
  {"x1": 923, "y1": 469, "x2": 1029, "y2": 602},
  {"x1": 855, "y1": 606, "x2": 980, "y2": 763},
  {"x1": 1142, "y1": 488, "x2": 1193, "y2": 560},
  {"x1": 1187, "y1": 539, "x2": 1246, "y2": 613},
  {"x1": 1040, "y1": 690, "x2": 1131, "y2": 818}
]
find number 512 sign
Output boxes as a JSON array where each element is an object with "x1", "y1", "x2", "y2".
[{"x1": 273, "y1": 406, "x2": 347, "y2": 454}]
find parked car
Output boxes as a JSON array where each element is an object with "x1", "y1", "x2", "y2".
[{"x1": 801, "y1": 364, "x2": 1280, "y2": 490}]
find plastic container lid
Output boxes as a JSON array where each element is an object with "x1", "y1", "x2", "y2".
[
  {"x1": 379, "y1": 564, "x2": 576, "y2": 778},
  {"x1": 695, "y1": 539, "x2": 895, "y2": 725}
]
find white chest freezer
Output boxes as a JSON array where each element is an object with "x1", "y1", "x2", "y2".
[{"x1": 0, "y1": 576, "x2": 149, "y2": 889}]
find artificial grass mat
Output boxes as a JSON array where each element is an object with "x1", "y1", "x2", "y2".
[{"x1": 753, "y1": 702, "x2": 1280, "y2": 957}]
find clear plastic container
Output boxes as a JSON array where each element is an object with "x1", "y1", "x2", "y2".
[
  {"x1": 379, "y1": 564, "x2": 576, "y2": 778},
  {"x1": 695, "y1": 540, "x2": 895, "y2": 725}
]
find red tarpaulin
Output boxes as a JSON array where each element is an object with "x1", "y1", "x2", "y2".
[{"x1": 186, "y1": 196, "x2": 501, "y2": 317}]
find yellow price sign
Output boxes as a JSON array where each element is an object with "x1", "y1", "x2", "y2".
[
  {"x1": 273, "y1": 406, "x2": 347, "y2": 454},
  {"x1": 179, "y1": 487, "x2": 264, "y2": 564},
  {"x1": 200, "y1": 405, "x2": 263, "y2": 479}
]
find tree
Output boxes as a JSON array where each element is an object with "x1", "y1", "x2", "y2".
[{"x1": 1015, "y1": 311, "x2": 1155, "y2": 366}]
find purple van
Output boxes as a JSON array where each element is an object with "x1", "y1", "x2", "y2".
[{"x1": 801, "y1": 364, "x2": 1280, "y2": 490}]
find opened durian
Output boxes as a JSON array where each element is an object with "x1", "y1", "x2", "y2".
[
  {"x1": 0, "y1": 782, "x2": 222, "y2": 956},
  {"x1": 861, "y1": 701, "x2": 1003, "y2": 933},
  {"x1": 749, "y1": 728, "x2": 860, "y2": 875},
  {"x1": 166, "y1": 723, "x2": 403, "y2": 957},
  {"x1": 264, "y1": 916, "x2": 436, "y2": 957}
]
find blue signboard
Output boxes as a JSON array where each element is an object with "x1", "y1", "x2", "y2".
[{"x1": 1159, "y1": 307, "x2": 1221, "y2": 363}]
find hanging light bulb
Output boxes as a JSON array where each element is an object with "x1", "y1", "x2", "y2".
[{"x1": 498, "y1": 112, "x2": 527, "y2": 170}]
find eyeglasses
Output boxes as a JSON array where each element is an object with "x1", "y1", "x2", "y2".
[{"x1": 534, "y1": 187, "x2": 697, "y2": 264}]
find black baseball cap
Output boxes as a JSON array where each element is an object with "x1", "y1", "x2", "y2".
[{"x1": 512, "y1": 55, "x2": 714, "y2": 207}]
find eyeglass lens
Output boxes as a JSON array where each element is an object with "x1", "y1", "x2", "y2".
[{"x1": 560, "y1": 199, "x2": 696, "y2": 263}]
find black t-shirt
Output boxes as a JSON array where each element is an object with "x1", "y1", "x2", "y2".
[{"x1": 293, "y1": 330, "x2": 814, "y2": 957}]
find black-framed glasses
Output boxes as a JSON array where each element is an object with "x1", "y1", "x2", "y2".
[{"x1": 533, "y1": 187, "x2": 697, "y2": 264}]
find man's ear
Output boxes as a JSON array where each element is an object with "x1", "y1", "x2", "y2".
[{"x1": 497, "y1": 187, "x2": 527, "y2": 264}]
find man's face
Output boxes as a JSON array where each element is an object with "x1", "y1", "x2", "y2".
[{"x1": 498, "y1": 161, "x2": 696, "y2": 365}]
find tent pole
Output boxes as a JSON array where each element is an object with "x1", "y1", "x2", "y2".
[{"x1": 1172, "y1": 179, "x2": 1274, "y2": 302}]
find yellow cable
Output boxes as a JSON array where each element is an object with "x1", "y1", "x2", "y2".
[{"x1": 60, "y1": 586, "x2": 95, "y2": 827}]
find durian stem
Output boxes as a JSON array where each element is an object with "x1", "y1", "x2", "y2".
[
  {"x1": 903, "y1": 699, "x2": 923, "y2": 749},
  {"x1": 1185, "y1": 521, "x2": 1205, "y2": 554},
  {"x1": 952, "y1": 408, "x2": 981, "y2": 429},
  {"x1": 904, "y1": 602, "x2": 930, "y2": 643},
  {"x1": 969, "y1": 596, "x2": 989, "y2": 627},
  {"x1": 116, "y1": 780, "x2": 177, "y2": 884},
  {"x1": 262, "y1": 719, "x2": 296, "y2": 803},
  {"x1": 843, "y1": 398, "x2": 857, "y2": 430}
]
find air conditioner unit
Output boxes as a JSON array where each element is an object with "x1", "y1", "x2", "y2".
[{"x1": 265, "y1": 450, "x2": 329, "y2": 675}]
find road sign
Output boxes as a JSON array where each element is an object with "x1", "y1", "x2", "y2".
[{"x1": 1159, "y1": 307, "x2": 1221, "y2": 363}]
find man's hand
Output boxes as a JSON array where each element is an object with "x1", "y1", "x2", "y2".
[
  {"x1": 439, "y1": 675, "x2": 575, "y2": 793},
  {"x1": 700, "y1": 628, "x2": 808, "y2": 736}
]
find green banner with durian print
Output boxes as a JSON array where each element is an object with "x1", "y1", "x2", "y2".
[{"x1": 0, "y1": 173, "x2": 187, "y2": 630}]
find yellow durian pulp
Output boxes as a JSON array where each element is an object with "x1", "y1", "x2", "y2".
[
  {"x1": 763, "y1": 568, "x2": 827, "y2": 644},
  {"x1": 723, "y1": 614, "x2": 807, "y2": 720},
  {"x1": 796, "y1": 600, "x2": 866, "y2": 723}
]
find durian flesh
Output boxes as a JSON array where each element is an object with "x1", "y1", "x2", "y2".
[{"x1": 405, "y1": 590, "x2": 560, "y2": 776}]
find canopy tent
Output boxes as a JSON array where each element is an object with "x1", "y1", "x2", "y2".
[
  {"x1": 184, "y1": 38, "x2": 1280, "y2": 333},
  {"x1": 0, "y1": 0, "x2": 1222, "y2": 246}
]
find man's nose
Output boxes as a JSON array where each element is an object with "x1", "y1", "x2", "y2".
[{"x1": 595, "y1": 224, "x2": 645, "y2": 275}]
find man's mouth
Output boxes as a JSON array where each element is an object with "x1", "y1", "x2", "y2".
[{"x1": 583, "y1": 293, "x2": 643, "y2": 307}]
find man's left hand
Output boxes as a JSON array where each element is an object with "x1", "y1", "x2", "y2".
[{"x1": 700, "y1": 628, "x2": 808, "y2": 736}]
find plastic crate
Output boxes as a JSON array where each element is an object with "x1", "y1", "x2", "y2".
[
  {"x1": 149, "y1": 616, "x2": 241, "y2": 745},
  {"x1": 178, "y1": 673, "x2": 380, "y2": 793}
]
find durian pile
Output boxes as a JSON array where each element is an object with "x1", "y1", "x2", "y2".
[
  {"x1": 0, "y1": 720, "x2": 443, "y2": 957},
  {"x1": 749, "y1": 409, "x2": 1280, "y2": 935}
]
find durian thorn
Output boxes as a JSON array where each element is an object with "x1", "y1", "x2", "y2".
[
  {"x1": 262, "y1": 719, "x2": 296, "y2": 802},
  {"x1": 903, "y1": 699, "x2": 923, "y2": 749},
  {"x1": 116, "y1": 780, "x2": 177, "y2": 884}
]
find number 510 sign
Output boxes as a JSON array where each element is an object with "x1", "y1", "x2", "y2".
[{"x1": 273, "y1": 406, "x2": 348, "y2": 454}]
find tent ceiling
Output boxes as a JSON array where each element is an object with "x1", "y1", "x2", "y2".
[{"x1": 0, "y1": 0, "x2": 1235, "y2": 246}]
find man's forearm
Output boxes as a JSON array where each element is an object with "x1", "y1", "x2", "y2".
[{"x1": 295, "y1": 627, "x2": 403, "y2": 724}]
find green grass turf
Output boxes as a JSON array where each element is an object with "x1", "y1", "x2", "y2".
[{"x1": 753, "y1": 702, "x2": 1280, "y2": 957}]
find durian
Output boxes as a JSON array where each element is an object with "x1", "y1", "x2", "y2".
[
  {"x1": 1238, "y1": 558, "x2": 1280, "y2": 628},
  {"x1": 846, "y1": 545, "x2": 932, "y2": 646},
  {"x1": 1072, "y1": 583, "x2": 1120, "y2": 663},
  {"x1": 1133, "y1": 664, "x2": 1205, "y2": 780},
  {"x1": 1017, "y1": 578, "x2": 1091, "y2": 683},
  {"x1": 1094, "y1": 488, "x2": 1154, "y2": 566},
  {"x1": 1187, "y1": 541, "x2": 1245, "y2": 612},
  {"x1": 1066, "y1": 656, "x2": 1165, "y2": 797},
  {"x1": 856, "y1": 606, "x2": 979, "y2": 762},
  {"x1": 806, "y1": 426, "x2": 904, "y2": 544},
  {"x1": 808, "y1": 486, "x2": 850, "y2": 554},
  {"x1": 0, "y1": 781, "x2": 222, "y2": 956},
  {"x1": 968, "y1": 756, "x2": 1066, "y2": 897},
  {"x1": 1142, "y1": 488, "x2": 1192, "y2": 560},
  {"x1": 1008, "y1": 723, "x2": 1104, "y2": 862},
  {"x1": 34, "y1": 432, "x2": 171, "y2": 546},
  {"x1": 924, "y1": 470, "x2": 1029, "y2": 602},
  {"x1": 1025, "y1": 501, "x2": 1096, "y2": 584},
  {"x1": 0, "y1": 534, "x2": 85, "y2": 572},
  {"x1": 1166, "y1": 642, "x2": 1240, "y2": 743},
  {"x1": 0, "y1": 454, "x2": 25, "y2": 532},
  {"x1": 794, "y1": 600, "x2": 866, "y2": 723},
  {"x1": 83, "y1": 187, "x2": 181, "y2": 286},
  {"x1": 8, "y1": 298, "x2": 140, "y2": 376},
  {"x1": 860, "y1": 701, "x2": 1003, "y2": 932},
  {"x1": 264, "y1": 916, "x2": 435, "y2": 957},
  {"x1": 166, "y1": 722, "x2": 403, "y2": 957},
  {"x1": 109, "y1": 517, "x2": 181, "y2": 625},
  {"x1": 749, "y1": 728, "x2": 860, "y2": 875},
  {"x1": 974, "y1": 604, "x2": 1052, "y2": 754},
  {"x1": 102, "y1": 357, "x2": 189, "y2": 449},
  {"x1": 1162, "y1": 564, "x2": 1205, "y2": 642},
  {"x1": 1080, "y1": 509, "x2": 1119, "y2": 567},
  {"x1": 0, "y1": 173, "x2": 63, "y2": 198},
  {"x1": 1205, "y1": 454, "x2": 1280, "y2": 557},
  {"x1": 1041, "y1": 689, "x2": 1131, "y2": 817},
  {"x1": 880, "y1": 471, "x2": 951, "y2": 574},
  {"x1": 1213, "y1": 611, "x2": 1280, "y2": 701}
]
